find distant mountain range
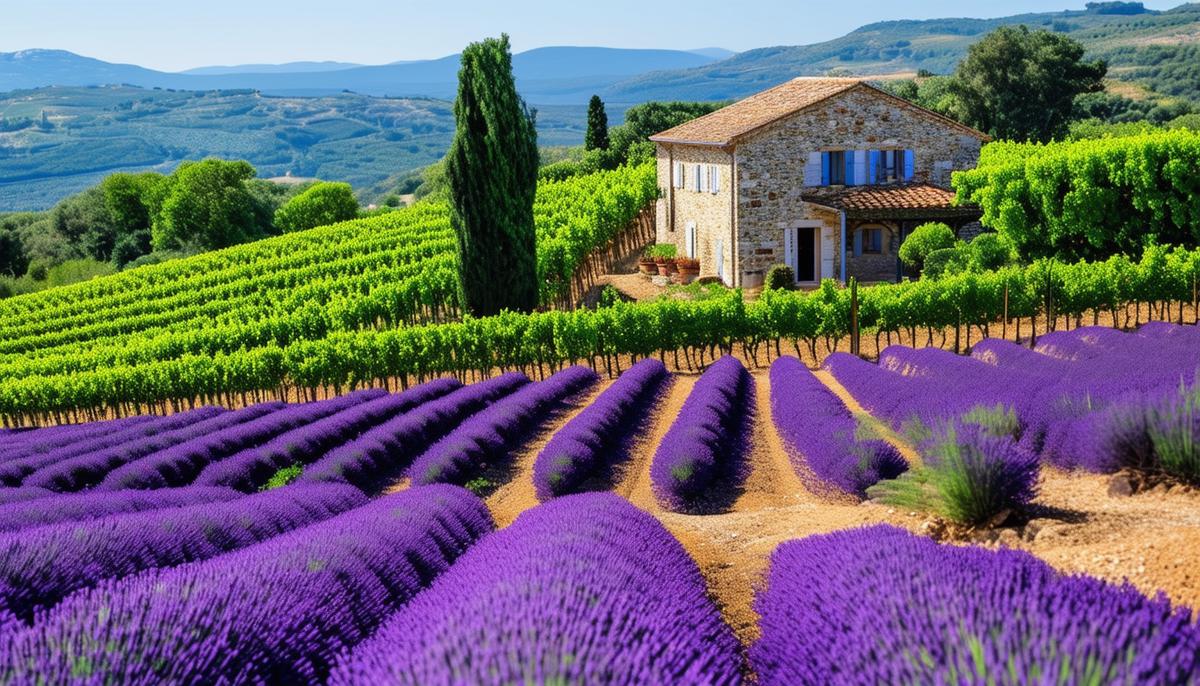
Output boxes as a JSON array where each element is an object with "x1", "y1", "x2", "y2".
[{"x1": 0, "y1": 47, "x2": 726, "y2": 104}]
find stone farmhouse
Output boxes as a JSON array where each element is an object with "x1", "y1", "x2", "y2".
[{"x1": 650, "y1": 77, "x2": 989, "y2": 287}]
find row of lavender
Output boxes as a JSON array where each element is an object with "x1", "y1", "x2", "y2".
[
  {"x1": 825, "y1": 323, "x2": 1200, "y2": 481},
  {"x1": 5, "y1": 484, "x2": 1193, "y2": 684}
]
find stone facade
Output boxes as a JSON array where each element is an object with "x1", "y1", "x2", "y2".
[
  {"x1": 655, "y1": 85, "x2": 984, "y2": 287},
  {"x1": 655, "y1": 143, "x2": 736, "y2": 284}
]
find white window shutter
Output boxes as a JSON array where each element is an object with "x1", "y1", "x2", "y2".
[
  {"x1": 693, "y1": 164, "x2": 702, "y2": 192},
  {"x1": 803, "y1": 152, "x2": 822, "y2": 187},
  {"x1": 701, "y1": 164, "x2": 710, "y2": 193},
  {"x1": 685, "y1": 222, "x2": 697, "y2": 259},
  {"x1": 673, "y1": 162, "x2": 683, "y2": 189},
  {"x1": 711, "y1": 166, "x2": 721, "y2": 194},
  {"x1": 784, "y1": 228, "x2": 797, "y2": 275},
  {"x1": 715, "y1": 239, "x2": 725, "y2": 282}
]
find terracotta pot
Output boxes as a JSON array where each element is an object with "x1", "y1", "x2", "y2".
[{"x1": 638, "y1": 259, "x2": 657, "y2": 275}]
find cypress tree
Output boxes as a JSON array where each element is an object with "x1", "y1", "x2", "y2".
[
  {"x1": 446, "y1": 34, "x2": 540, "y2": 316},
  {"x1": 585, "y1": 95, "x2": 610, "y2": 151}
]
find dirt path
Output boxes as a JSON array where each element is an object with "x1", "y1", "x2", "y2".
[
  {"x1": 485, "y1": 381, "x2": 612, "y2": 528},
  {"x1": 619, "y1": 374, "x2": 693, "y2": 512},
  {"x1": 814, "y1": 368, "x2": 923, "y2": 466}
]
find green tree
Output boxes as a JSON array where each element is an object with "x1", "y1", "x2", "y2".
[
  {"x1": 273, "y1": 181, "x2": 360, "y2": 233},
  {"x1": 151, "y1": 159, "x2": 261, "y2": 251},
  {"x1": 445, "y1": 35, "x2": 540, "y2": 316},
  {"x1": 101, "y1": 172, "x2": 162, "y2": 265},
  {"x1": 950, "y1": 26, "x2": 1106, "y2": 142},
  {"x1": 585, "y1": 95, "x2": 610, "y2": 151},
  {"x1": 899, "y1": 222, "x2": 958, "y2": 273}
]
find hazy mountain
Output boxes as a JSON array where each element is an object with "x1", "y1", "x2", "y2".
[
  {"x1": 687, "y1": 48, "x2": 737, "y2": 60},
  {"x1": 181, "y1": 61, "x2": 364, "y2": 75},
  {"x1": 0, "y1": 47, "x2": 719, "y2": 104}
]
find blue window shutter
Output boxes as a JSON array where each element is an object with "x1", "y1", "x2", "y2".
[
  {"x1": 904, "y1": 150, "x2": 915, "y2": 181},
  {"x1": 845, "y1": 152, "x2": 855, "y2": 186},
  {"x1": 868, "y1": 151, "x2": 878, "y2": 184},
  {"x1": 853, "y1": 230, "x2": 862, "y2": 257},
  {"x1": 821, "y1": 152, "x2": 831, "y2": 186}
]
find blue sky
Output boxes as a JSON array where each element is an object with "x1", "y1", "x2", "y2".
[{"x1": 1, "y1": 0, "x2": 1181, "y2": 71}]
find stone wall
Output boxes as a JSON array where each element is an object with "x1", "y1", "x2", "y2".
[
  {"x1": 734, "y1": 88, "x2": 982, "y2": 285},
  {"x1": 845, "y1": 220, "x2": 900, "y2": 283},
  {"x1": 655, "y1": 142, "x2": 735, "y2": 284}
]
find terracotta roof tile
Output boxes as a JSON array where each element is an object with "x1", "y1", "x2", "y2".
[
  {"x1": 648, "y1": 77, "x2": 988, "y2": 147},
  {"x1": 803, "y1": 183, "x2": 978, "y2": 217}
]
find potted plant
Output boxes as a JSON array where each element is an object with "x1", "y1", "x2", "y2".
[
  {"x1": 646, "y1": 244, "x2": 677, "y2": 276},
  {"x1": 675, "y1": 257, "x2": 701, "y2": 283},
  {"x1": 638, "y1": 248, "x2": 657, "y2": 275}
]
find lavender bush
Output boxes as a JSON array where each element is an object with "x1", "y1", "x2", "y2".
[
  {"x1": 5, "y1": 485, "x2": 492, "y2": 684},
  {"x1": 0, "y1": 487, "x2": 51, "y2": 506},
  {"x1": 751, "y1": 525, "x2": 1198, "y2": 685},
  {"x1": 649, "y1": 355, "x2": 752, "y2": 512},
  {"x1": 0, "y1": 483, "x2": 364, "y2": 621},
  {"x1": 867, "y1": 422, "x2": 1039, "y2": 526},
  {"x1": 300, "y1": 373, "x2": 529, "y2": 493},
  {"x1": 0, "y1": 406, "x2": 229, "y2": 487},
  {"x1": 329, "y1": 493, "x2": 743, "y2": 685},
  {"x1": 533, "y1": 358, "x2": 668, "y2": 501},
  {"x1": 22, "y1": 403, "x2": 282, "y2": 491},
  {"x1": 96, "y1": 390, "x2": 384, "y2": 490},
  {"x1": 769, "y1": 356, "x2": 905, "y2": 498},
  {"x1": 194, "y1": 378, "x2": 460, "y2": 491},
  {"x1": 409, "y1": 366, "x2": 598, "y2": 487},
  {"x1": 0, "y1": 415, "x2": 157, "y2": 464},
  {"x1": 0, "y1": 486, "x2": 242, "y2": 532}
]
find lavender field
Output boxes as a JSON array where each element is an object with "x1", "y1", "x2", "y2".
[{"x1": 0, "y1": 327, "x2": 1198, "y2": 683}]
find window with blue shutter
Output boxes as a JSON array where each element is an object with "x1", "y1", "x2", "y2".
[
  {"x1": 845, "y1": 152, "x2": 856, "y2": 186},
  {"x1": 828, "y1": 151, "x2": 846, "y2": 185},
  {"x1": 903, "y1": 150, "x2": 915, "y2": 182},
  {"x1": 868, "y1": 151, "x2": 879, "y2": 184},
  {"x1": 821, "y1": 152, "x2": 831, "y2": 186}
]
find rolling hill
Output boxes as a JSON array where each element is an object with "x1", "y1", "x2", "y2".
[
  {"x1": 606, "y1": 3, "x2": 1200, "y2": 101},
  {"x1": 0, "y1": 86, "x2": 614, "y2": 210}
]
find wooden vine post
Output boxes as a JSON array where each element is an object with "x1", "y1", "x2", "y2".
[
  {"x1": 849, "y1": 277, "x2": 860, "y2": 357},
  {"x1": 1002, "y1": 281, "x2": 1009, "y2": 342}
]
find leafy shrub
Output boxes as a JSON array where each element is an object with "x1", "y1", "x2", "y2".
[
  {"x1": 274, "y1": 181, "x2": 360, "y2": 234},
  {"x1": 644, "y1": 243, "x2": 676, "y2": 260},
  {"x1": 922, "y1": 245, "x2": 970, "y2": 279},
  {"x1": 898, "y1": 222, "x2": 957, "y2": 272},
  {"x1": 868, "y1": 422, "x2": 1039, "y2": 526},
  {"x1": 966, "y1": 232, "x2": 1014, "y2": 271},
  {"x1": 764, "y1": 264, "x2": 795, "y2": 290}
]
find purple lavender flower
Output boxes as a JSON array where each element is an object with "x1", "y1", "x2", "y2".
[
  {"x1": 96, "y1": 390, "x2": 385, "y2": 491},
  {"x1": 770, "y1": 356, "x2": 905, "y2": 498},
  {"x1": 0, "y1": 483, "x2": 364, "y2": 621},
  {"x1": 5, "y1": 485, "x2": 492, "y2": 684},
  {"x1": 329, "y1": 493, "x2": 744, "y2": 685},
  {"x1": 533, "y1": 358, "x2": 668, "y2": 501},
  {"x1": 0, "y1": 487, "x2": 52, "y2": 506},
  {"x1": 409, "y1": 366, "x2": 598, "y2": 487},
  {"x1": 0, "y1": 406, "x2": 229, "y2": 487},
  {"x1": 0, "y1": 415, "x2": 158, "y2": 464},
  {"x1": 193, "y1": 378, "x2": 460, "y2": 492},
  {"x1": 300, "y1": 372, "x2": 529, "y2": 493},
  {"x1": 22, "y1": 403, "x2": 282, "y2": 491},
  {"x1": 752, "y1": 525, "x2": 1199, "y2": 685},
  {"x1": 649, "y1": 355, "x2": 752, "y2": 512},
  {"x1": 0, "y1": 486, "x2": 242, "y2": 532}
]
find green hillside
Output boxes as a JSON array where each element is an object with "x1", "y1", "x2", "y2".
[
  {"x1": 608, "y1": 3, "x2": 1200, "y2": 102},
  {"x1": 0, "y1": 163, "x2": 657, "y2": 421},
  {"x1": 0, "y1": 86, "x2": 597, "y2": 211}
]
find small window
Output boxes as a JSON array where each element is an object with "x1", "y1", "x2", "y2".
[
  {"x1": 828, "y1": 151, "x2": 847, "y2": 185},
  {"x1": 862, "y1": 227, "x2": 883, "y2": 254},
  {"x1": 673, "y1": 162, "x2": 684, "y2": 189},
  {"x1": 879, "y1": 150, "x2": 901, "y2": 183}
]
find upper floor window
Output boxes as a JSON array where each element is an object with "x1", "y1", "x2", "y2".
[{"x1": 810, "y1": 149, "x2": 914, "y2": 188}]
